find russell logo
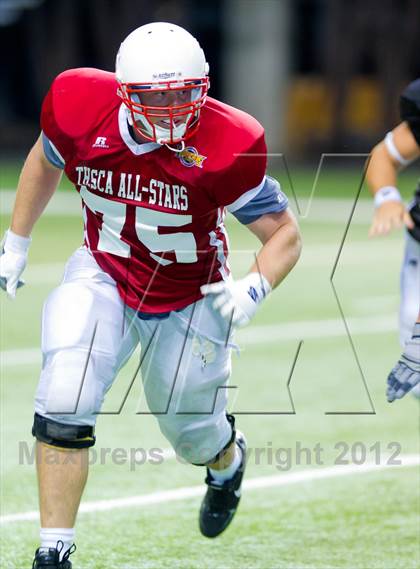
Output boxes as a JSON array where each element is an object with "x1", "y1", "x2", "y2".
[
  {"x1": 178, "y1": 146, "x2": 207, "y2": 168},
  {"x1": 92, "y1": 136, "x2": 109, "y2": 148},
  {"x1": 247, "y1": 286, "x2": 259, "y2": 303}
]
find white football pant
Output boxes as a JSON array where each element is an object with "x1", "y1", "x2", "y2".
[
  {"x1": 35, "y1": 247, "x2": 233, "y2": 464},
  {"x1": 400, "y1": 232, "x2": 420, "y2": 398},
  {"x1": 400, "y1": 232, "x2": 420, "y2": 346}
]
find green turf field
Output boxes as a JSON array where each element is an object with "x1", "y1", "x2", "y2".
[{"x1": 0, "y1": 162, "x2": 419, "y2": 568}]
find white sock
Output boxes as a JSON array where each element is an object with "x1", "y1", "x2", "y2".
[
  {"x1": 209, "y1": 444, "x2": 242, "y2": 484},
  {"x1": 40, "y1": 528, "x2": 75, "y2": 560}
]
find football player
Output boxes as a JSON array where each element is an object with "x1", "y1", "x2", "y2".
[
  {"x1": 0, "y1": 23, "x2": 301, "y2": 568},
  {"x1": 366, "y1": 79, "x2": 420, "y2": 401}
]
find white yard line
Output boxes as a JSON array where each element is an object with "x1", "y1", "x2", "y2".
[
  {"x1": 17, "y1": 240, "x2": 402, "y2": 287},
  {"x1": 237, "y1": 313, "x2": 397, "y2": 345},
  {"x1": 0, "y1": 313, "x2": 398, "y2": 368},
  {"x1": 1, "y1": 454, "x2": 418, "y2": 524},
  {"x1": 0, "y1": 190, "x2": 82, "y2": 216},
  {"x1": 23, "y1": 263, "x2": 65, "y2": 284},
  {"x1": 1, "y1": 190, "x2": 375, "y2": 223},
  {"x1": 0, "y1": 348, "x2": 40, "y2": 367}
]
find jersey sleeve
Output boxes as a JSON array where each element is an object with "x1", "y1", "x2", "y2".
[
  {"x1": 211, "y1": 127, "x2": 267, "y2": 210},
  {"x1": 40, "y1": 72, "x2": 77, "y2": 163},
  {"x1": 400, "y1": 79, "x2": 420, "y2": 146},
  {"x1": 230, "y1": 176, "x2": 288, "y2": 224},
  {"x1": 40, "y1": 68, "x2": 117, "y2": 164}
]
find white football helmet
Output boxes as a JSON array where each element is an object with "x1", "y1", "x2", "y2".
[{"x1": 116, "y1": 22, "x2": 209, "y2": 146}]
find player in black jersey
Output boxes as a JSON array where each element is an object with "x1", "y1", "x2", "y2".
[{"x1": 366, "y1": 79, "x2": 420, "y2": 401}]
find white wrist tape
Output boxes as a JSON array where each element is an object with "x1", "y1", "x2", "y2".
[
  {"x1": 4, "y1": 229, "x2": 31, "y2": 254},
  {"x1": 374, "y1": 186, "x2": 402, "y2": 209},
  {"x1": 384, "y1": 132, "x2": 411, "y2": 166},
  {"x1": 246, "y1": 272, "x2": 272, "y2": 301}
]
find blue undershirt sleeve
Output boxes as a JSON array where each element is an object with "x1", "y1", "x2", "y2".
[
  {"x1": 231, "y1": 176, "x2": 288, "y2": 224},
  {"x1": 41, "y1": 132, "x2": 65, "y2": 169}
]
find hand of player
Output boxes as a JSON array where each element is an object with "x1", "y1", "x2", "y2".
[
  {"x1": 386, "y1": 336, "x2": 420, "y2": 402},
  {"x1": 0, "y1": 230, "x2": 31, "y2": 299},
  {"x1": 369, "y1": 201, "x2": 414, "y2": 237},
  {"x1": 200, "y1": 272, "x2": 271, "y2": 328}
]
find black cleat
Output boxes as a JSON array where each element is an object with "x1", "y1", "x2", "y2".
[
  {"x1": 199, "y1": 431, "x2": 247, "y2": 538},
  {"x1": 32, "y1": 541, "x2": 76, "y2": 568}
]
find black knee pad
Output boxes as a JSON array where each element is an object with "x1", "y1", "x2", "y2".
[
  {"x1": 32, "y1": 413, "x2": 96, "y2": 449},
  {"x1": 192, "y1": 413, "x2": 236, "y2": 466}
]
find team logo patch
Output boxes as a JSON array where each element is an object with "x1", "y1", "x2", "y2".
[{"x1": 178, "y1": 146, "x2": 207, "y2": 169}]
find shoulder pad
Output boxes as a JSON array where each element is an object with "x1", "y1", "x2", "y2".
[
  {"x1": 203, "y1": 97, "x2": 265, "y2": 154},
  {"x1": 200, "y1": 98, "x2": 267, "y2": 207},
  {"x1": 41, "y1": 68, "x2": 119, "y2": 140}
]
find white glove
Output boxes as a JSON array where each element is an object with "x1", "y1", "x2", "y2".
[
  {"x1": 0, "y1": 229, "x2": 31, "y2": 299},
  {"x1": 200, "y1": 272, "x2": 271, "y2": 327}
]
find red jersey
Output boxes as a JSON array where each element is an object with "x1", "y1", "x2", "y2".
[{"x1": 41, "y1": 68, "x2": 267, "y2": 313}]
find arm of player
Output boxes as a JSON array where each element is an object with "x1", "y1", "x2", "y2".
[
  {"x1": 0, "y1": 133, "x2": 63, "y2": 298},
  {"x1": 245, "y1": 208, "x2": 301, "y2": 287},
  {"x1": 366, "y1": 122, "x2": 420, "y2": 237},
  {"x1": 201, "y1": 209, "x2": 301, "y2": 327}
]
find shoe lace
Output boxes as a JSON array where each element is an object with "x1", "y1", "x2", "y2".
[
  {"x1": 59, "y1": 541, "x2": 77, "y2": 565},
  {"x1": 32, "y1": 541, "x2": 77, "y2": 568}
]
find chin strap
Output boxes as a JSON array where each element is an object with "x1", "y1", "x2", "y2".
[
  {"x1": 126, "y1": 112, "x2": 186, "y2": 153},
  {"x1": 162, "y1": 140, "x2": 185, "y2": 153},
  {"x1": 125, "y1": 103, "x2": 189, "y2": 152}
]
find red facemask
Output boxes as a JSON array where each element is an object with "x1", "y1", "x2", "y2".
[{"x1": 118, "y1": 77, "x2": 209, "y2": 144}]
